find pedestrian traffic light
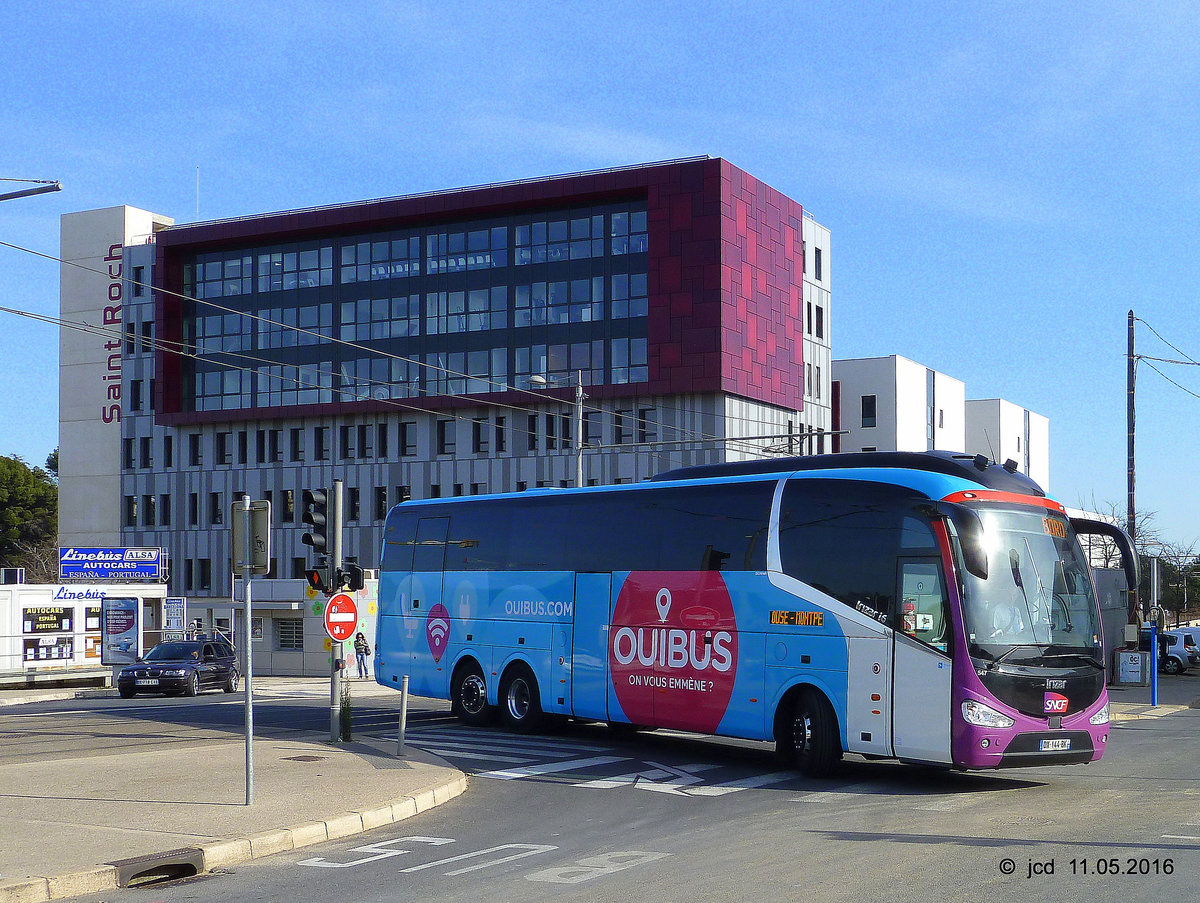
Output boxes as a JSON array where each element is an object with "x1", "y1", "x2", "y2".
[
  {"x1": 340, "y1": 563, "x2": 365, "y2": 592},
  {"x1": 304, "y1": 566, "x2": 328, "y2": 593},
  {"x1": 301, "y1": 488, "x2": 328, "y2": 553}
]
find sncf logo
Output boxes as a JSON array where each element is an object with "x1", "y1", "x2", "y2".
[{"x1": 1044, "y1": 692, "x2": 1069, "y2": 714}]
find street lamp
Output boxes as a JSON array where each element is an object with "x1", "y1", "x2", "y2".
[
  {"x1": 0, "y1": 179, "x2": 62, "y2": 203},
  {"x1": 528, "y1": 370, "x2": 586, "y2": 488}
]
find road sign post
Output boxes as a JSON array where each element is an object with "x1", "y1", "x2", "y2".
[
  {"x1": 232, "y1": 496, "x2": 271, "y2": 806},
  {"x1": 328, "y1": 479, "x2": 344, "y2": 743}
]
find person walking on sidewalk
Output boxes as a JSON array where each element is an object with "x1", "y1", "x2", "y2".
[{"x1": 354, "y1": 632, "x2": 372, "y2": 679}]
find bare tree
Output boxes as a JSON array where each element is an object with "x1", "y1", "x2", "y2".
[
  {"x1": 11, "y1": 538, "x2": 58, "y2": 583},
  {"x1": 1075, "y1": 495, "x2": 1160, "y2": 567}
]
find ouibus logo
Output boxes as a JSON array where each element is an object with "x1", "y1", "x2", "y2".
[{"x1": 609, "y1": 572, "x2": 738, "y2": 733}]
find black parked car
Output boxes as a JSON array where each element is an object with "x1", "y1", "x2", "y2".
[{"x1": 117, "y1": 639, "x2": 240, "y2": 698}]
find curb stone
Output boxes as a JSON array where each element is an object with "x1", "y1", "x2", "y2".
[{"x1": 0, "y1": 774, "x2": 467, "y2": 903}]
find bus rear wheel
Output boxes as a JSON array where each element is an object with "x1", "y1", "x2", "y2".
[
  {"x1": 500, "y1": 667, "x2": 544, "y2": 732},
  {"x1": 452, "y1": 663, "x2": 493, "y2": 726},
  {"x1": 782, "y1": 689, "x2": 842, "y2": 777}
]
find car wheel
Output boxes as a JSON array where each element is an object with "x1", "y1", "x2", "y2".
[
  {"x1": 223, "y1": 670, "x2": 240, "y2": 693},
  {"x1": 452, "y1": 663, "x2": 493, "y2": 726},
  {"x1": 783, "y1": 689, "x2": 842, "y2": 777},
  {"x1": 184, "y1": 672, "x2": 200, "y2": 697},
  {"x1": 500, "y1": 666, "x2": 543, "y2": 732},
  {"x1": 119, "y1": 687, "x2": 135, "y2": 699},
  {"x1": 1164, "y1": 657, "x2": 1184, "y2": 675}
]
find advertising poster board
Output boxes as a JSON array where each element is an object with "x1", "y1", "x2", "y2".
[
  {"x1": 163, "y1": 597, "x2": 186, "y2": 641},
  {"x1": 101, "y1": 597, "x2": 140, "y2": 665},
  {"x1": 23, "y1": 607, "x2": 72, "y2": 633}
]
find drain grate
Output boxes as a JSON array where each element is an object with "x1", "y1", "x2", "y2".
[
  {"x1": 283, "y1": 754, "x2": 328, "y2": 762},
  {"x1": 107, "y1": 847, "x2": 205, "y2": 887}
]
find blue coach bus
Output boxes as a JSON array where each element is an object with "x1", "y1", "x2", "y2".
[{"x1": 375, "y1": 452, "x2": 1136, "y2": 776}]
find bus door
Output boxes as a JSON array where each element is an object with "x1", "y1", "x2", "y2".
[
  {"x1": 890, "y1": 557, "x2": 952, "y2": 764},
  {"x1": 571, "y1": 572, "x2": 611, "y2": 721},
  {"x1": 409, "y1": 517, "x2": 449, "y2": 694}
]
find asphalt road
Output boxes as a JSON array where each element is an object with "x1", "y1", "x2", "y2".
[{"x1": 19, "y1": 674, "x2": 1200, "y2": 903}]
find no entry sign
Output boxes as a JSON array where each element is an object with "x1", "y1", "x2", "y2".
[{"x1": 323, "y1": 593, "x2": 359, "y2": 642}]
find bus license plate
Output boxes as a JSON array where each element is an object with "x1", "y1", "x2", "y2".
[
  {"x1": 135, "y1": 679, "x2": 158, "y2": 687},
  {"x1": 1039, "y1": 738, "x2": 1070, "y2": 751}
]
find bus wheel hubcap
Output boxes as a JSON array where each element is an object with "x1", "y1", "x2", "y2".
[
  {"x1": 462, "y1": 675, "x2": 486, "y2": 714},
  {"x1": 508, "y1": 679, "x2": 530, "y2": 720},
  {"x1": 793, "y1": 713, "x2": 813, "y2": 754}
]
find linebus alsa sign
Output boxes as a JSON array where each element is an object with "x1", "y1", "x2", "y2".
[{"x1": 58, "y1": 548, "x2": 164, "y2": 581}]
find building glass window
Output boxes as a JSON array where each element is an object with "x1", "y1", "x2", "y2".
[
  {"x1": 861, "y1": 395, "x2": 877, "y2": 429},
  {"x1": 437, "y1": 419, "x2": 456, "y2": 455},
  {"x1": 179, "y1": 201, "x2": 648, "y2": 416}
]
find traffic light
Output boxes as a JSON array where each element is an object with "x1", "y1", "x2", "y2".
[
  {"x1": 340, "y1": 563, "x2": 364, "y2": 592},
  {"x1": 301, "y1": 488, "x2": 328, "y2": 553},
  {"x1": 304, "y1": 565, "x2": 328, "y2": 593}
]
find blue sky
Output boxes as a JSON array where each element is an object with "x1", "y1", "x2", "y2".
[{"x1": 2, "y1": 2, "x2": 1198, "y2": 547}]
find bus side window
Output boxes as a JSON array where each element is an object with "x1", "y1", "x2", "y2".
[
  {"x1": 413, "y1": 517, "x2": 450, "y2": 571},
  {"x1": 382, "y1": 512, "x2": 418, "y2": 572}
]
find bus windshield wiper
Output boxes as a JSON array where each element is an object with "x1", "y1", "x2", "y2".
[{"x1": 983, "y1": 643, "x2": 1054, "y2": 670}]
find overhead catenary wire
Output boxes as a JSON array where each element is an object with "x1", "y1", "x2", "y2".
[{"x1": 0, "y1": 234, "x2": 825, "y2": 458}]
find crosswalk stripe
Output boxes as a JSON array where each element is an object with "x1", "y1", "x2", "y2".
[
  {"x1": 403, "y1": 731, "x2": 611, "y2": 755},
  {"x1": 478, "y1": 755, "x2": 629, "y2": 780},
  {"x1": 406, "y1": 738, "x2": 580, "y2": 758},
  {"x1": 420, "y1": 746, "x2": 534, "y2": 765},
  {"x1": 407, "y1": 727, "x2": 611, "y2": 750}
]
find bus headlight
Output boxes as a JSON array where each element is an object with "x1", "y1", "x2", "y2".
[
  {"x1": 1089, "y1": 701, "x2": 1110, "y2": 725},
  {"x1": 961, "y1": 699, "x2": 1015, "y2": 729}
]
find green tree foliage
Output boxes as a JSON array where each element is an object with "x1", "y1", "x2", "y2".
[{"x1": 0, "y1": 455, "x2": 57, "y2": 567}]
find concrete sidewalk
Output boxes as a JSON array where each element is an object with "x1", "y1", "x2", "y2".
[{"x1": 0, "y1": 679, "x2": 467, "y2": 903}]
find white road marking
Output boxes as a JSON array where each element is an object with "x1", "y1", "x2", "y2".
[
  {"x1": 478, "y1": 755, "x2": 629, "y2": 780},
  {"x1": 421, "y1": 746, "x2": 533, "y2": 764},
  {"x1": 684, "y1": 771, "x2": 796, "y2": 796}
]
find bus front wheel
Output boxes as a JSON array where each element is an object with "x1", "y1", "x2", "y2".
[
  {"x1": 452, "y1": 663, "x2": 494, "y2": 726},
  {"x1": 781, "y1": 689, "x2": 842, "y2": 777},
  {"x1": 500, "y1": 667, "x2": 544, "y2": 732}
]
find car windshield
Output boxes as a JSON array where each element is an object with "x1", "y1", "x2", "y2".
[
  {"x1": 144, "y1": 643, "x2": 200, "y2": 661},
  {"x1": 959, "y1": 504, "x2": 1103, "y2": 664}
]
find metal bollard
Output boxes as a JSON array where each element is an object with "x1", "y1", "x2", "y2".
[{"x1": 396, "y1": 675, "x2": 410, "y2": 756}]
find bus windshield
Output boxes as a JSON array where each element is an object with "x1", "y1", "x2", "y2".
[{"x1": 959, "y1": 505, "x2": 1102, "y2": 664}]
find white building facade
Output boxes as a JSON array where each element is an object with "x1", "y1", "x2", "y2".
[{"x1": 832, "y1": 354, "x2": 1049, "y2": 489}]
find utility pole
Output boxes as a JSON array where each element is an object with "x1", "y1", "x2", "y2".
[
  {"x1": 1127, "y1": 310, "x2": 1139, "y2": 622},
  {"x1": 574, "y1": 370, "x2": 585, "y2": 488}
]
